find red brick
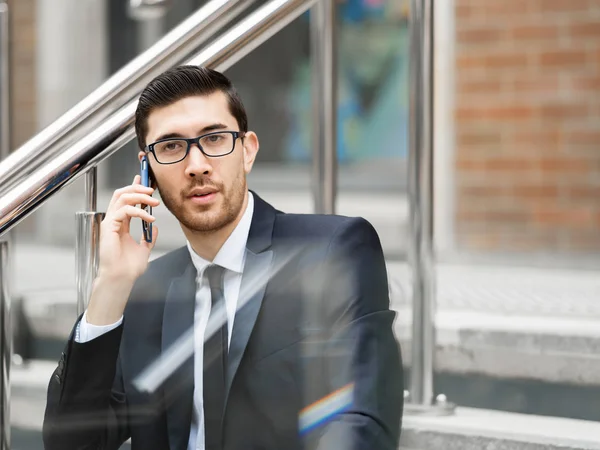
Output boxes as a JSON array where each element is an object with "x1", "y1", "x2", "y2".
[
  {"x1": 514, "y1": 185, "x2": 559, "y2": 199},
  {"x1": 10, "y1": 0, "x2": 37, "y2": 149},
  {"x1": 513, "y1": 130, "x2": 563, "y2": 145},
  {"x1": 511, "y1": 25, "x2": 561, "y2": 40},
  {"x1": 456, "y1": 105, "x2": 536, "y2": 122},
  {"x1": 512, "y1": 77, "x2": 561, "y2": 94},
  {"x1": 486, "y1": 53, "x2": 530, "y2": 69},
  {"x1": 457, "y1": 53, "x2": 529, "y2": 70},
  {"x1": 485, "y1": 158, "x2": 538, "y2": 171},
  {"x1": 539, "y1": 103, "x2": 589, "y2": 119},
  {"x1": 458, "y1": 209, "x2": 529, "y2": 224},
  {"x1": 539, "y1": 50, "x2": 588, "y2": 67},
  {"x1": 571, "y1": 75, "x2": 600, "y2": 91},
  {"x1": 457, "y1": 27, "x2": 506, "y2": 44},
  {"x1": 454, "y1": 0, "x2": 600, "y2": 253},
  {"x1": 458, "y1": 78, "x2": 505, "y2": 95},
  {"x1": 567, "y1": 231, "x2": 600, "y2": 251},
  {"x1": 592, "y1": 48, "x2": 600, "y2": 66},
  {"x1": 456, "y1": 2, "x2": 469, "y2": 14},
  {"x1": 497, "y1": 234, "x2": 561, "y2": 251},
  {"x1": 486, "y1": 1, "x2": 536, "y2": 15},
  {"x1": 456, "y1": 55, "x2": 483, "y2": 70},
  {"x1": 539, "y1": 0, "x2": 590, "y2": 12},
  {"x1": 533, "y1": 206, "x2": 595, "y2": 228},
  {"x1": 565, "y1": 130, "x2": 600, "y2": 145},
  {"x1": 459, "y1": 185, "x2": 510, "y2": 198},
  {"x1": 457, "y1": 129, "x2": 505, "y2": 146},
  {"x1": 570, "y1": 22, "x2": 600, "y2": 38},
  {"x1": 456, "y1": 159, "x2": 486, "y2": 171},
  {"x1": 568, "y1": 186, "x2": 600, "y2": 199},
  {"x1": 539, "y1": 157, "x2": 591, "y2": 172}
]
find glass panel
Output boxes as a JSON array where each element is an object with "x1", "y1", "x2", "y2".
[
  {"x1": 228, "y1": 8, "x2": 312, "y2": 209},
  {"x1": 333, "y1": 0, "x2": 410, "y2": 260},
  {"x1": 435, "y1": 0, "x2": 600, "y2": 424}
]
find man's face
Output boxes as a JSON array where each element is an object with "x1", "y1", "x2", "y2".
[{"x1": 141, "y1": 92, "x2": 259, "y2": 234}]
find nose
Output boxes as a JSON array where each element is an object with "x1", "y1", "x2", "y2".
[{"x1": 184, "y1": 143, "x2": 212, "y2": 178}]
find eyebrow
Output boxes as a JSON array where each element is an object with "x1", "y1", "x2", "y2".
[{"x1": 152, "y1": 123, "x2": 230, "y2": 142}]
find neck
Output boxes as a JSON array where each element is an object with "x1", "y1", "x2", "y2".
[{"x1": 183, "y1": 191, "x2": 249, "y2": 261}]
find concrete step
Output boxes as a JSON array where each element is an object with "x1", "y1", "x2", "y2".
[
  {"x1": 10, "y1": 243, "x2": 600, "y2": 425},
  {"x1": 400, "y1": 407, "x2": 600, "y2": 450},
  {"x1": 11, "y1": 360, "x2": 600, "y2": 450}
]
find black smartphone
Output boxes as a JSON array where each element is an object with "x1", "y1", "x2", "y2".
[{"x1": 140, "y1": 156, "x2": 153, "y2": 243}]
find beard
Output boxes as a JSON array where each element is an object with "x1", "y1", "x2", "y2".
[{"x1": 156, "y1": 171, "x2": 246, "y2": 234}]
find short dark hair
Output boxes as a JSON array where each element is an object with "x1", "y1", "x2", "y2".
[{"x1": 134, "y1": 65, "x2": 248, "y2": 150}]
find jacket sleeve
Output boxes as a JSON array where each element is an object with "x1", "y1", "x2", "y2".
[
  {"x1": 42, "y1": 318, "x2": 130, "y2": 450},
  {"x1": 309, "y1": 217, "x2": 404, "y2": 450}
]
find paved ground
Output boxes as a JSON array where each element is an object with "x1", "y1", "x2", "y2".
[
  {"x1": 12, "y1": 241, "x2": 600, "y2": 321},
  {"x1": 8, "y1": 241, "x2": 600, "y2": 449},
  {"x1": 390, "y1": 262, "x2": 600, "y2": 319}
]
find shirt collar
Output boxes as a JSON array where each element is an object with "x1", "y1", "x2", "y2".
[{"x1": 186, "y1": 191, "x2": 254, "y2": 277}]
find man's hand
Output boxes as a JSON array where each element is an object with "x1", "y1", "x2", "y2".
[{"x1": 87, "y1": 175, "x2": 160, "y2": 325}]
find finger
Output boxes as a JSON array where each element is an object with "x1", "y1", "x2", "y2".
[
  {"x1": 141, "y1": 224, "x2": 159, "y2": 251},
  {"x1": 107, "y1": 182, "x2": 154, "y2": 211},
  {"x1": 113, "y1": 193, "x2": 160, "y2": 211},
  {"x1": 109, "y1": 205, "x2": 155, "y2": 229}
]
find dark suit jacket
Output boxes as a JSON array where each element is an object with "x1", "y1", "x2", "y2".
[{"x1": 43, "y1": 192, "x2": 403, "y2": 450}]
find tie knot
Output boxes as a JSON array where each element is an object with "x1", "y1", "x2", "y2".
[{"x1": 205, "y1": 264, "x2": 225, "y2": 292}]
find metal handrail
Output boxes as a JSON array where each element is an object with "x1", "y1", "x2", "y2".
[
  {"x1": 0, "y1": 0, "x2": 441, "y2": 431},
  {"x1": 0, "y1": 0, "x2": 253, "y2": 196},
  {"x1": 0, "y1": 241, "x2": 10, "y2": 450},
  {"x1": 0, "y1": 1, "x2": 338, "y2": 446},
  {"x1": 0, "y1": 0, "x2": 321, "y2": 237}
]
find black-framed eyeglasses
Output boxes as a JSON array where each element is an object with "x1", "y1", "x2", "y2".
[{"x1": 145, "y1": 130, "x2": 245, "y2": 164}]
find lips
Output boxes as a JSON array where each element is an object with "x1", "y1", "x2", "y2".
[
  {"x1": 186, "y1": 187, "x2": 218, "y2": 205},
  {"x1": 187, "y1": 187, "x2": 218, "y2": 198}
]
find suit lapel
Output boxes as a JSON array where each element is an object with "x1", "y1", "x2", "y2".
[
  {"x1": 225, "y1": 248, "x2": 273, "y2": 402},
  {"x1": 225, "y1": 192, "x2": 277, "y2": 405},
  {"x1": 162, "y1": 262, "x2": 196, "y2": 450}
]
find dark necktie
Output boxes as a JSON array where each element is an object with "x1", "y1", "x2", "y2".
[{"x1": 203, "y1": 264, "x2": 228, "y2": 450}]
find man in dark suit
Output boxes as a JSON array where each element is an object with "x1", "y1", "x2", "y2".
[{"x1": 43, "y1": 66, "x2": 403, "y2": 450}]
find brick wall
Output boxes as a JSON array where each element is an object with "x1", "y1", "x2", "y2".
[
  {"x1": 454, "y1": 0, "x2": 600, "y2": 253},
  {"x1": 8, "y1": 0, "x2": 37, "y2": 149}
]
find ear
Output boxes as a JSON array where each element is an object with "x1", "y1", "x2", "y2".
[{"x1": 242, "y1": 131, "x2": 259, "y2": 174}]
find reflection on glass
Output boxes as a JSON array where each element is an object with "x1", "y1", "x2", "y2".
[{"x1": 286, "y1": 0, "x2": 409, "y2": 164}]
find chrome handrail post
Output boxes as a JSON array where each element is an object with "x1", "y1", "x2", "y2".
[
  {"x1": 0, "y1": 240, "x2": 10, "y2": 450},
  {"x1": 406, "y1": 0, "x2": 453, "y2": 414},
  {"x1": 310, "y1": 0, "x2": 337, "y2": 214},
  {"x1": 407, "y1": 0, "x2": 435, "y2": 408},
  {"x1": 0, "y1": 0, "x2": 321, "y2": 238},
  {"x1": 76, "y1": 169, "x2": 104, "y2": 317}
]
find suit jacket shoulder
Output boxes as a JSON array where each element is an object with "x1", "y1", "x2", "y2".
[{"x1": 272, "y1": 211, "x2": 380, "y2": 252}]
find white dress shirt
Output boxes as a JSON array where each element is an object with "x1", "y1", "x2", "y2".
[{"x1": 76, "y1": 191, "x2": 255, "y2": 450}]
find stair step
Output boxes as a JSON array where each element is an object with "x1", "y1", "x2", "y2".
[
  {"x1": 11, "y1": 362, "x2": 600, "y2": 450},
  {"x1": 401, "y1": 407, "x2": 600, "y2": 450}
]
